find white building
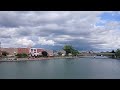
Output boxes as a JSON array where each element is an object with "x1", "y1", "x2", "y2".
[
  {"x1": 29, "y1": 48, "x2": 45, "y2": 56},
  {"x1": 59, "y1": 50, "x2": 66, "y2": 55}
]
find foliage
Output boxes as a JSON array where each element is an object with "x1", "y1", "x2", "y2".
[
  {"x1": 115, "y1": 49, "x2": 120, "y2": 58},
  {"x1": 63, "y1": 45, "x2": 79, "y2": 56},
  {"x1": 111, "y1": 50, "x2": 115, "y2": 53},
  {"x1": 2, "y1": 51, "x2": 9, "y2": 56},
  {"x1": 58, "y1": 52, "x2": 62, "y2": 56},
  {"x1": 71, "y1": 49, "x2": 79, "y2": 56},
  {"x1": 42, "y1": 51, "x2": 48, "y2": 57},
  {"x1": 16, "y1": 53, "x2": 28, "y2": 58},
  {"x1": 63, "y1": 45, "x2": 73, "y2": 55}
]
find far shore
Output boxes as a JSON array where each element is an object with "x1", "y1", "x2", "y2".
[
  {"x1": 0, "y1": 56, "x2": 81, "y2": 62},
  {"x1": 0, "y1": 55, "x2": 110, "y2": 62}
]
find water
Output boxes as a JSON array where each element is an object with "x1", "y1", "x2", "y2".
[{"x1": 0, "y1": 57, "x2": 120, "y2": 79}]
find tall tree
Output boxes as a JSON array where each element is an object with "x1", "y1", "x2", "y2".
[
  {"x1": 63, "y1": 45, "x2": 73, "y2": 56},
  {"x1": 63, "y1": 45, "x2": 79, "y2": 56}
]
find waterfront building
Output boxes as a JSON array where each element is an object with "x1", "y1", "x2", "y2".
[
  {"x1": 1, "y1": 47, "x2": 54, "y2": 57},
  {"x1": 46, "y1": 50, "x2": 54, "y2": 57},
  {"x1": 1, "y1": 48, "x2": 18, "y2": 56},
  {"x1": 59, "y1": 50, "x2": 66, "y2": 55},
  {"x1": 62, "y1": 53, "x2": 65, "y2": 56},
  {"x1": 17, "y1": 48, "x2": 29, "y2": 54},
  {"x1": 29, "y1": 48, "x2": 45, "y2": 56},
  {"x1": 53, "y1": 51, "x2": 59, "y2": 56}
]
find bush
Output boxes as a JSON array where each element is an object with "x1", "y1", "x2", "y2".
[
  {"x1": 2, "y1": 51, "x2": 9, "y2": 56},
  {"x1": 16, "y1": 53, "x2": 28, "y2": 58},
  {"x1": 42, "y1": 51, "x2": 48, "y2": 57},
  {"x1": 58, "y1": 52, "x2": 62, "y2": 56}
]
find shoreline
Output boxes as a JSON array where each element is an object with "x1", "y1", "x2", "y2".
[
  {"x1": 0, "y1": 56, "x2": 79, "y2": 62},
  {"x1": 0, "y1": 56, "x2": 111, "y2": 62}
]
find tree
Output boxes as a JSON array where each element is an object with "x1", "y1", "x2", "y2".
[
  {"x1": 42, "y1": 51, "x2": 48, "y2": 57},
  {"x1": 16, "y1": 54, "x2": 22, "y2": 58},
  {"x1": 2, "y1": 51, "x2": 9, "y2": 56},
  {"x1": 63, "y1": 45, "x2": 73, "y2": 56},
  {"x1": 16, "y1": 53, "x2": 28, "y2": 58},
  {"x1": 111, "y1": 50, "x2": 115, "y2": 53},
  {"x1": 22, "y1": 53, "x2": 28, "y2": 58},
  {"x1": 115, "y1": 49, "x2": 120, "y2": 58},
  {"x1": 58, "y1": 52, "x2": 62, "y2": 56},
  {"x1": 63, "y1": 45, "x2": 79, "y2": 56},
  {"x1": 72, "y1": 49, "x2": 79, "y2": 56}
]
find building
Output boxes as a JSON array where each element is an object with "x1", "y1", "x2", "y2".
[
  {"x1": 30, "y1": 48, "x2": 45, "y2": 56},
  {"x1": 46, "y1": 50, "x2": 54, "y2": 57},
  {"x1": 1, "y1": 47, "x2": 54, "y2": 57},
  {"x1": 53, "y1": 51, "x2": 59, "y2": 56},
  {"x1": 17, "y1": 48, "x2": 29, "y2": 54},
  {"x1": 59, "y1": 50, "x2": 66, "y2": 55},
  {"x1": 1, "y1": 48, "x2": 18, "y2": 56}
]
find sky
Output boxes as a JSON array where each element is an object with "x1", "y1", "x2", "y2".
[{"x1": 0, "y1": 11, "x2": 120, "y2": 51}]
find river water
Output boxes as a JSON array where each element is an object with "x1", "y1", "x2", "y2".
[{"x1": 0, "y1": 57, "x2": 120, "y2": 79}]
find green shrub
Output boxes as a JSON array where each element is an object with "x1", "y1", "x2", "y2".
[{"x1": 16, "y1": 53, "x2": 28, "y2": 58}]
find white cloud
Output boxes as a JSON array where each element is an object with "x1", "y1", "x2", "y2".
[
  {"x1": 0, "y1": 11, "x2": 120, "y2": 51},
  {"x1": 16, "y1": 37, "x2": 35, "y2": 47},
  {"x1": 0, "y1": 27, "x2": 17, "y2": 38},
  {"x1": 87, "y1": 26, "x2": 120, "y2": 50},
  {"x1": 38, "y1": 37, "x2": 55, "y2": 46}
]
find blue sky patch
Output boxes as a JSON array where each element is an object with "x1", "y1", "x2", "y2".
[{"x1": 100, "y1": 12, "x2": 120, "y2": 22}]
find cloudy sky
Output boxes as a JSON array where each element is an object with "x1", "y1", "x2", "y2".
[{"x1": 0, "y1": 11, "x2": 120, "y2": 51}]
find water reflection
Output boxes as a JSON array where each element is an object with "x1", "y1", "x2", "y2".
[{"x1": 0, "y1": 58, "x2": 120, "y2": 79}]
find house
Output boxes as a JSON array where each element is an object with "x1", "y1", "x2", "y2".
[
  {"x1": 17, "y1": 48, "x2": 29, "y2": 54},
  {"x1": 29, "y1": 48, "x2": 45, "y2": 56},
  {"x1": 68, "y1": 53, "x2": 72, "y2": 56},
  {"x1": 59, "y1": 50, "x2": 66, "y2": 55},
  {"x1": 53, "y1": 51, "x2": 59, "y2": 56},
  {"x1": 1, "y1": 48, "x2": 18, "y2": 56},
  {"x1": 62, "y1": 53, "x2": 65, "y2": 56},
  {"x1": 46, "y1": 50, "x2": 54, "y2": 57}
]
